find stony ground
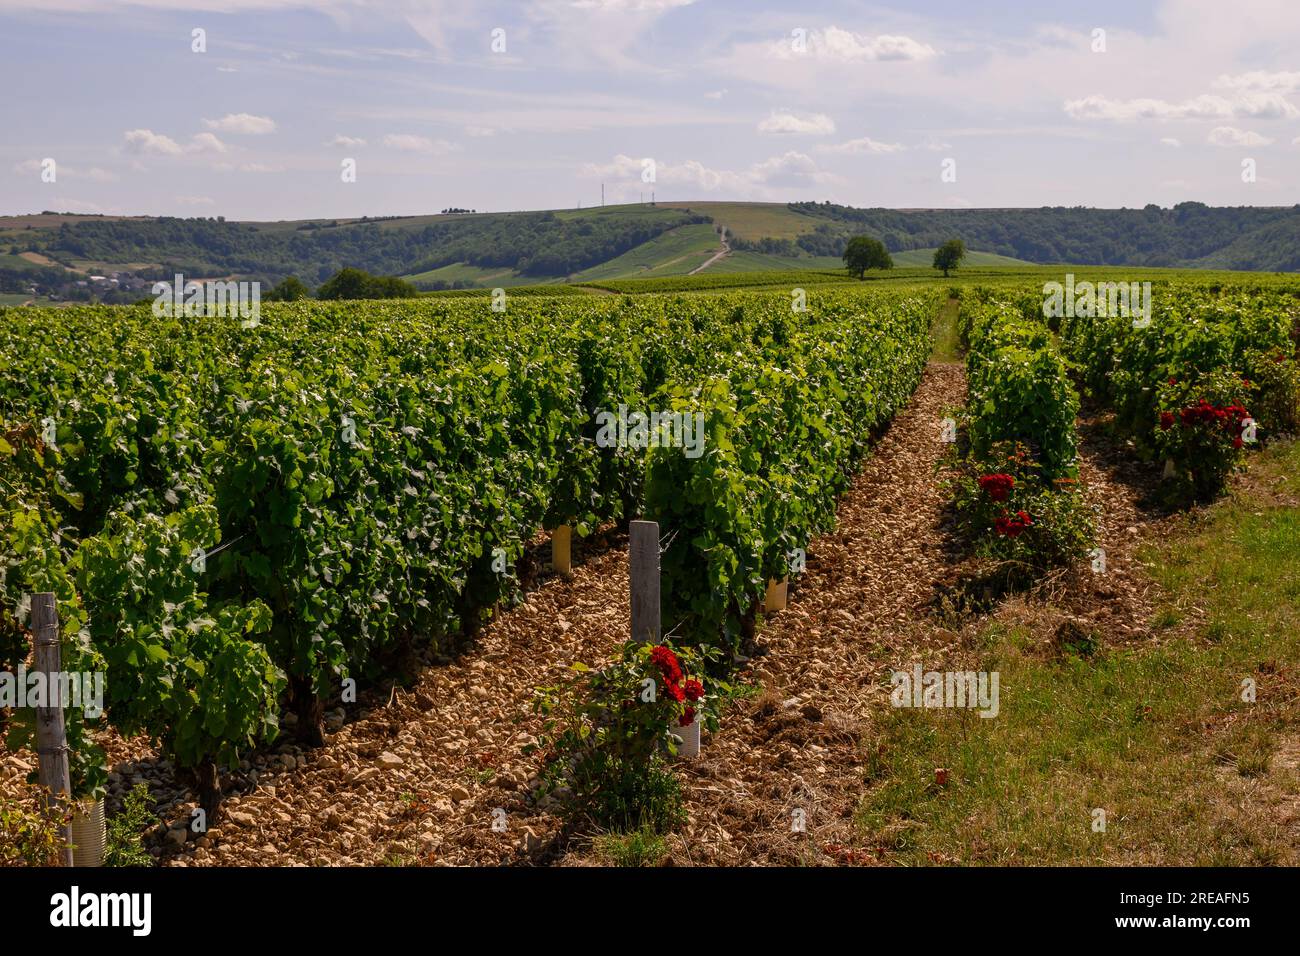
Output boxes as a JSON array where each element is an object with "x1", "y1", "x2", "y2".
[{"x1": 0, "y1": 360, "x2": 1194, "y2": 867}]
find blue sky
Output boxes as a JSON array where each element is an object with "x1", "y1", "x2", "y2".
[{"x1": 2, "y1": 0, "x2": 1298, "y2": 219}]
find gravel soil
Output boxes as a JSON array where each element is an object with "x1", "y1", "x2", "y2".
[{"x1": 1, "y1": 360, "x2": 1192, "y2": 866}]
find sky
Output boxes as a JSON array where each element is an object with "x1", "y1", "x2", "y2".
[{"x1": 1, "y1": 0, "x2": 1298, "y2": 219}]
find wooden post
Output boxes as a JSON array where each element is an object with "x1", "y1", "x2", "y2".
[
  {"x1": 629, "y1": 521, "x2": 696, "y2": 755},
  {"x1": 551, "y1": 525, "x2": 572, "y2": 579},
  {"x1": 764, "y1": 578, "x2": 788, "y2": 613},
  {"x1": 32, "y1": 592, "x2": 74, "y2": 867},
  {"x1": 629, "y1": 520, "x2": 660, "y2": 644}
]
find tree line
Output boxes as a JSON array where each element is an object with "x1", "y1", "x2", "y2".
[{"x1": 791, "y1": 201, "x2": 1300, "y2": 271}]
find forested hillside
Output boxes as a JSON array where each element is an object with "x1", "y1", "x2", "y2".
[
  {"x1": 25, "y1": 207, "x2": 707, "y2": 283},
  {"x1": 785, "y1": 201, "x2": 1300, "y2": 271},
  {"x1": 4, "y1": 201, "x2": 1297, "y2": 295}
]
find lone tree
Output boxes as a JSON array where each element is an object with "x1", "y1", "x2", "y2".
[
  {"x1": 316, "y1": 267, "x2": 420, "y2": 300},
  {"x1": 933, "y1": 239, "x2": 966, "y2": 277},
  {"x1": 842, "y1": 236, "x2": 893, "y2": 279},
  {"x1": 265, "y1": 275, "x2": 311, "y2": 301}
]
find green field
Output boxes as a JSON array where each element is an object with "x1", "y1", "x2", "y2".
[
  {"x1": 574, "y1": 262, "x2": 1300, "y2": 296},
  {"x1": 656, "y1": 201, "x2": 819, "y2": 240},
  {"x1": 403, "y1": 262, "x2": 553, "y2": 288},
  {"x1": 570, "y1": 224, "x2": 721, "y2": 281}
]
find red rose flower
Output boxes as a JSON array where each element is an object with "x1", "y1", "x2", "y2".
[
  {"x1": 662, "y1": 681, "x2": 685, "y2": 703},
  {"x1": 679, "y1": 707, "x2": 695, "y2": 727},
  {"x1": 650, "y1": 645, "x2": 682, "y2": 685},
  {"x1": 994, "y1": 509, "x2": 1033, "y2": 538},
  {"x1": 1159, "y1": 411, "x2": 1175, "y2": 430},
  {"x1": 683, "y1": 679, "x2": 704, "y2": 702},
  {"x1": 978, "y1": 473, "x2": 1015, "y2": 502}
]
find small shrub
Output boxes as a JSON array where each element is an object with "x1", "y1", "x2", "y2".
[
  {"x1": 0, "y1": 789, "x2": 71, "y2": 866},
  {"x1": 1243, "y1": 349, "x2": 1300, "y2": 440},
  {"x1": 531, "y1": 639, "x2": 724, "y2": 833},
  {"x1": 105, "y1": 782, "x2": 155, "y2": 867},
  {"x1": 1153, "y1": 369, "x2": 1253, "y2": 502},
  {"x1": 951, "y1": 442, "x2": 1095, "y2": 572},
  {"x1": 594, "y1": 826, "x2": 668, "y2": 866}
]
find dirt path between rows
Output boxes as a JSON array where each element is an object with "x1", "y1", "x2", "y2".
[
  {"x1": 663, "y1": 361, "x2": 968, "y2": 865},
  {"x1": 129, "y1": 361, "x2": 965, "y2": 867}
]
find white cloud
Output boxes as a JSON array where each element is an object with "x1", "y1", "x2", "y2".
[
  {"x1": 188, "y1": 132, "x2": 229, "y2": 154},
  {"x1": 757, "y1": 110, "x2": 835, "y2": 135},
  {"x1": 1160, "y1": 137, "x2": 1182, "y2": 147},
  {"x1": 329, "y1": 134, "x2": 367, "y2": 148},
  {"x1": 1207, "y1": 126, "x2": 1273, "y2": 147},
  {"x1": 123, "y1": 128, "x2": 184, "y2": 156},
  {"x1": 703, "y1": 89, "x2": 727, "y2": 100},
  {"x1": 123, "y1": 128, "x2": 228, "y2": 155},
  {"x1": 579, "y1": 150, "x2": 829, "y2": 197},
  {"x1": 775, "y1": 26, "x2": 937, "y2": 62},
  {"x1": 817, "y1": 135, "x2": 905, "y2": 155},
  {"x1": 747, "y1": 150, "x2": 827, "y2": 186},
  {"x1": 175, "y1": 195, "x2": 215, "y2": 206},
  {"x1": 1213, "y1": 70, "x2": 1300, "y2": 93},
  {"x1": 579, "y1": 154, "x2": 645, "y2": 178},
  {"x1": 1065, "y1": 92, "x2": 1297, "y2": 121},
  {"x1": 465, "y1": 126, "x2": 497, "y2": 137},
  {"x1": 203, "y1": 113, "x2": 277, "y2": 135},
  {"x1": 383, "y1": 133, "x2": 457, "y2": 153}
]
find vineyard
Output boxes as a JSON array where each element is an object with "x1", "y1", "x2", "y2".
[{"x1": 2, "y1": 275, "x2": 1299, "y2": 867}]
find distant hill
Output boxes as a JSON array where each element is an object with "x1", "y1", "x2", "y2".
[
  {"x1": 779, "y1": 201, "x2": 1300, "y2": 272},
  {"x1": 1, "y1": 200, "x2": 1295, "y2": 295}
]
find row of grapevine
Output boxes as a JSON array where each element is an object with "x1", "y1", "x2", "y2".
[
  {"x1": 959, "y1": 288, "x2": 1081, "y2": 480},
  {"x1": 1057, "y1": 282, "x2": 1300, "y2": 500},
  {"x1": 0, "y1": 287, "x2": 936, "y2": 813},
  {"x1": 947, "y1": 289, "x2": 1093, "y2": 572}
]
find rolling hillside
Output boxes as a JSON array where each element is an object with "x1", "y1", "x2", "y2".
[{"x1": 2, "y1": 201, "x2": 1296, "y2": 299}]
